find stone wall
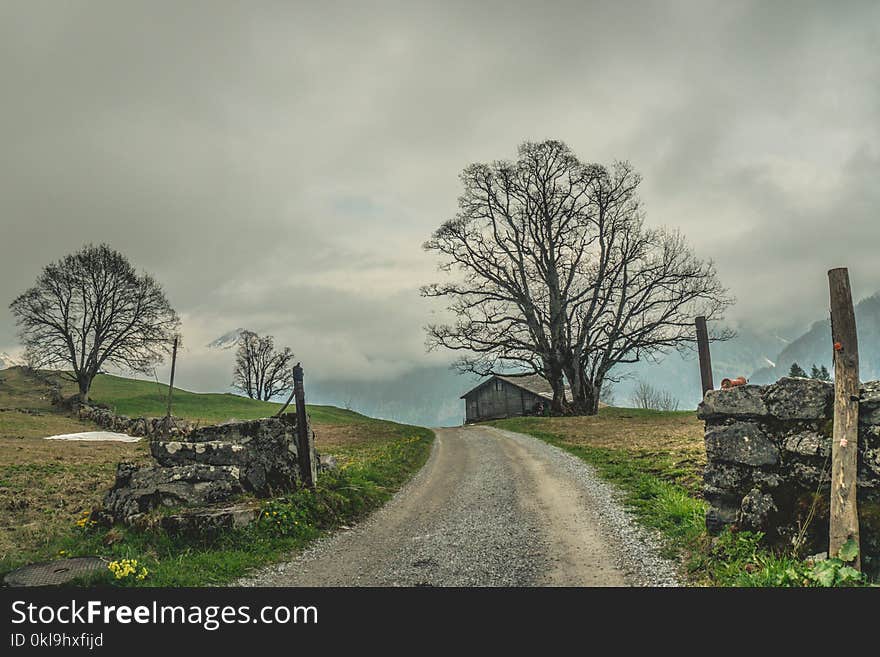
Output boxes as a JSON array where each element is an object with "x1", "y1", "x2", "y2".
[
  {"x1": 77, "y1": 404, "x2": 195, "y2": 439},
  {"x1": 698, "y1": 377, "x2": 880, "y2": 570},
  {"x1": 103, "y1": 414, "x2": 311, "y2": 525}
]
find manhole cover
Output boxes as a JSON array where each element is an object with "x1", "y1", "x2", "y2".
[{"x1": 4, "y1": 557, "x2": 108, "y2": 587}]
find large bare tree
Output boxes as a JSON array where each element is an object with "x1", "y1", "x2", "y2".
[
  {"x1": 423, "y1": 140, "x2": 733, "y2": 414},
  {"x1": 232, "y1": 330, "x2": 294, "y2": 401},
  {"x1": 10, "y1": 243, "x2": 180, "y2": 402}
]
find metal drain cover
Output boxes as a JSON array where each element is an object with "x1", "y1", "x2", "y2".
[{"x1": 4, "y1": 557, "x2": 107, "y2": 587}]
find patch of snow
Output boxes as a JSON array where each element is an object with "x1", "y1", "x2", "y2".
[
  {"x1": 44, "y1": 431, "x2": 141, "y2": 442},
  {"x1": 763, "y1": 357, "x2": 776, "y2": 368}
]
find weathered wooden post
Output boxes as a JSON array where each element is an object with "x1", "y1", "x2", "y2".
[
  {"x1": 164, "y1": 335, "x2": 179, "y2": 436},
  {"x1": 292, "y1": 362, "x2": 316, "y2": 489},
  {"x1": 828, "y1": 267, "x2": 861, "y2": 569},
  {"x1": 695, "y1": 316, "x2": 714, "y2": 396}
]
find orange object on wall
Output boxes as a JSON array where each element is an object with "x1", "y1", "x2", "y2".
[{"x1": 720, "y1": 376, "x2": 748, "y2": 390}]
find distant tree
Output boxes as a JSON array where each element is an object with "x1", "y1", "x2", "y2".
[
  {"x1": 9, "y1": 244, "x2": 179, "y2": 402},
  {"x1": 630, "y1": 380, "x2": 680, "y2": 411},
  {"x1": 232, "y1": 331, "x2": 294, "y2": 401},
  {"x1": 810, "y1": 364, "x2": 832, "y2": 381},
  {"x1": 789, "y1": 362, "x2": 807, "y2": 378}
]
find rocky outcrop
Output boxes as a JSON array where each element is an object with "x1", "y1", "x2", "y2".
[
  {"x1": 103, "y1": 414, "x2": 312, "y2": 526},
  {"x1": 698, "y1": 377, "x2": 880, "y2": 572}
]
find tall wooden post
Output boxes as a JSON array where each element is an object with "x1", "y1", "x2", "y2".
[
  {"x1": 695, "y1": 316, "x2": 714, "y2": 396},
  {"x1": 293, "y1": 362, "x2": 316, "y2": 489},
  {"x1": 828, "y1": 267, "x2": 860, "y2": 569},
  {"x1": 164, "y1": 335, "x2": 179, "y2": 436}
]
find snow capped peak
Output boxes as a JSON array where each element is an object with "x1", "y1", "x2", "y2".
[
  {"x1": 0, "y1": 351, "x2": 26, "y2": 370},
  {"x1": 206, "y1": 328, "x2": 246, "y2": 350}
]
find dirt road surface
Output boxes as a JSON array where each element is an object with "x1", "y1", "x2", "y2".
[{"x1": 237, "y1": 425, "x2": 679, "y2": 587}]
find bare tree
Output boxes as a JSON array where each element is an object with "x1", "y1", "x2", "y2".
[
  {"x1": 599, "y1": 380, "x2": 616, "y2": 407},
  {"x1": 423, "y1": 140, "x2": 732, "y2": 415},
  {"x1": 9, "y1": 243, "x2": 179, "y2": 402},
  {"x1": 630, "y1": 380, "x2": 680, "y2": 411},
  {"x1": 232, "y1": 330, "x2": 294, "y2": 401}
]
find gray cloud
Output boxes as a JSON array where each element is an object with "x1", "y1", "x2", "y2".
[{"x1": 2, "y1": 1, "x2": 879, "y2": 392}]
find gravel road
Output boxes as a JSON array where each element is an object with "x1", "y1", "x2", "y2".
[{"x1": 236, "y1": 425, "x2": 680, "y2": 587}]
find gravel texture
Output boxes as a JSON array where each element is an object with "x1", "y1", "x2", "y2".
[
  {"x1": 235, "y1": 425, "x2": 681, "y2": 587},
  {"x1": 489, "y1": 427, "x2": 681, "y2": 587}
]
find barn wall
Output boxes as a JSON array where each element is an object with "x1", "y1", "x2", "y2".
[{"x1": 464, "y1": 380, "x2": 546, "y2": 422}]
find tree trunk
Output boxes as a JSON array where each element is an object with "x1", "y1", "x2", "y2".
[
  {"x1": 546, "y1": 362, "x2": 567, "y2": 414},
  {"x1": 78, "y1": 377, "x2": 90, "y2": 403},
  {"x1": 562, "y1": 366, "x2": 600, "y2": 416},
  {"x1": 562, "y1": 362, "x2": 580, "y2": 411},
  {"x1": 571, "y1": 380, "x2": 599, "y2": 415}
]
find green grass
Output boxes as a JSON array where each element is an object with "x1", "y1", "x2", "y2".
[{"x1": 85, "y1": 372, "x2": 367, "y2": 425}]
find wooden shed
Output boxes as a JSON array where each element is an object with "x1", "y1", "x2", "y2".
[{"x1": 460, "y1": 374, "x2": 557, "y2": 423}]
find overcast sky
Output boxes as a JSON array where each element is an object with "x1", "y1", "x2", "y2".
[{"x1": 1, "y1": 1, "x2": 878, "y2": 388}]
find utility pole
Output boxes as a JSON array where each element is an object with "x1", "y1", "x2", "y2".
[{"x1": 165, "y1": 335, "x2": 179, "y2": 436}]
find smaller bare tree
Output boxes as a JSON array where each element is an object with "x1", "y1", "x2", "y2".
[
  {"x1": 630, "y1": 380, "x2": 680, "y2": 411},
  {"x1": 232, "y1": 330, "x2": 294, "y2": 401}
]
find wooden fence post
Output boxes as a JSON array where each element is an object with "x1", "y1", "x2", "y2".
[
  {"x1": 292, "y1": 363, "x2": 316, "y2": 489},
  {"x1": 164, "y1": 335, "x2": 179, "y2": 436},
  {"x1": 695, "y1": 316, "x2": 714, "y2": 396},
  {"x1": 828, "y1": 267, "x2": 861, "y2": 569}
]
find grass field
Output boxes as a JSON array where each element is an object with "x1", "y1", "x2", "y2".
[{"x1": 0, "y1": 367, "x2": 434, "y2": 584}]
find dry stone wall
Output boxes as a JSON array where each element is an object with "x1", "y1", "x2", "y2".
[
  {"x1": 77, "y1": 404, "x2": 195, "y2": 438},
  {"x1": 103, "y1": 415, "x2": 310, "y2": 525},
  {"x1": 698, "y1": 377, "x2": 880, "y2": 571}
]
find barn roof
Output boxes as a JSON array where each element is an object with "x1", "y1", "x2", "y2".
[{"x1": 460, "y1": 373, "x2": 558, "y2": 400}]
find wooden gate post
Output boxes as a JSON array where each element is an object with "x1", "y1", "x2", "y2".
[
  {"x1": 292, "y1": 363, "x2": 316, "y2": 489},
  {"x1": 828, "y1": 267, "x2": 861, "y2": 569},
  {"x1": 695, "y1": 316, "x2": 714, "y2": 396}
]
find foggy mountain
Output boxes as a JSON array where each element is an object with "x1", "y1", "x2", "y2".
[
  {"x1": 306, "y1": 366, "x2": 481, "y2": 428},
  {"x1": 603, "y1": 323, "x2": 797, "y2": 411},
  {"x1": 0, "y1": 351, "x2": 25, "y2": 370},
  {"x1": 750, "y1": 292, "x2": 880, "y2": 384},
  {"x1": 205, "y1": 329, "x2": 246, "y2": 350}
]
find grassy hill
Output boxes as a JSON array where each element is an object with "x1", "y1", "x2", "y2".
[{"x1": 36, "y1": 368, "x2": 369, "y2": 425}]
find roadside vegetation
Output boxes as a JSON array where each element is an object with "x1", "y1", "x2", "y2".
[
  {"x1": 491, "y1": 408, "x2": 871, "y2": 587},
  {"x1": 0, "y1": 367, "x2": 433, "y2": 586}
]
